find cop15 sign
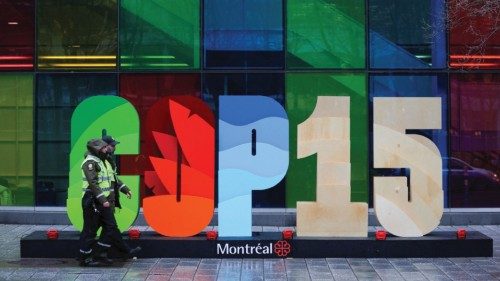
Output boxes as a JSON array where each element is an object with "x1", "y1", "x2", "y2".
[{"x1": 67, "y1": 95, "x2": 443, "y2": 238}]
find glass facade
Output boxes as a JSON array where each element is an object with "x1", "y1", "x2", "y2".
[
  {"x1": 449, "y1": 0, "x2": 500, "y2": 69},
  {"x1": 120, "y1": 0, "x2": 200, "y2": 69},
  {"x1": 287, "y1": 0, "x2": 365, "y2": 69},
  {"x1": 369, "y1": 0, "x2": 446, "y2": 68},
  {"x1": 204, "y1": 0, "x2": 283, "y2": 68},
  {"x1": 0, "y1": 0, "x2": 34, "y2": 70},
  {"x1": 37, "y1": 0, "x2": 118, "y2": 70},
  {"x1": 450, "y1": 74, "x2": 500, "y2": 207},
  {"x1": 0, "y1": 1, "x2": 498, "y2": 209},
  {"x1": 0, "y1": 74, "x2": 33, "y2": 206},
  {"x1": 36, "y1": 74, "x2": 117, "y2": 206}
]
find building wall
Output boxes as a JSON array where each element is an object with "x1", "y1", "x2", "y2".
[{"x1": 0, "y1": 0, "x2": 498, "y2": 208}]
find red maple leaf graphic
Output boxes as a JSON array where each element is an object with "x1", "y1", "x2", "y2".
[{"x1": 144, "y1": 98, "x2": 214, "y2": 199}]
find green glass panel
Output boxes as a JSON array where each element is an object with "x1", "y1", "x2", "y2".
[
  {"x1": 37, "y1": 0, "x2": 117, "y2": 70},
  {"x1": 67, "y1": 96, "x2": 140, "y2": 232},
  {"x1": 286, "y1": 73, "x2": 368, "y2": 207},
  {"x1": 287, "y1": 0, "x2": 365, "y2": 69},
  {"x1": 120, "y1": 0, "x2": 200, "y2": 69},
  {"x1": 0, "y1": 74, "x2": 33, "y2": 206}
]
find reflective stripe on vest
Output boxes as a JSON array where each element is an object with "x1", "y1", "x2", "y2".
[
  {"x1": 82, "y1": 187, "x2": 112, "y2": 192},
  {"x1": 106, "y1": 159, "x2": 117, "y2": 183},
  {"x1": 82, "y1": 176, "x2": 112, "y2": 181},
  {"x1": 81, "y1": 155, "x2": 112, "y2": 197}
]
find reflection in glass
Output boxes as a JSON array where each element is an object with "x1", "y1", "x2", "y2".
[
  {"x1": 203, "y1": 73, "x2": 285, "y2": 207},
  {"x1": 0, "y1": 0, "x2": 34, "y2": 70},
  {"x1": 369, "y1": 74, "x2": 449, "y2": 206},
  {"x1": 369, "y1": 0, "x2": 445, "y2": 68},
  {"x1": 204, "y1": 0, "x2": 283, "y2": 68},
  {"x1": 449, "y1": 0, "x2": 500, "y2": 69},
  {"x1": 0, "y1": 74, "x2": 33, "y2": 206},
  {"x1": 37, "y1": 0, "x2": 117, "y2": 70},
  {"x1": 119, "y1": 74, "x2": 201, "y2": 203},
  {"x1": 120, "y1": 0, "x2": 200, "y2": 69},
  {"x1": 287, "y1": 0, "x2": 365, "y2": 69},
  {"x1": 450, "y1": 74, "x2": 500, "y2": 207},
  {"x1": 36, "y1": 74, "x2": 116, "y2": 206}
]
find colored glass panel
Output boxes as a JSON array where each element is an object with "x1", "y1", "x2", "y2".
[
  {"x1": 286, "y1": 73, "x2": 368, "y2": 207},
  {"x1": 204, "y1": 73, "x2": 286, "y2": 207},
  {"x1": 0, "y1": 0, "x2": 34, "y2": 70},
  {"x1": 450, "y1": 74, "x2": 500, "y2": 207},
  {"x1": 36, "y1": 74, "x2": 116, "y2": 206},
  {"x1": 119, "y1": 74, "x2": 201, "y2": 203},
  {"x1": 0, "y1": 74, "x2": 33, "y2": 206},
  {"x1": 369, "y1": 0, "x2": 446, "y2": 69},
  {"x1": 204, "y1": 0, "x2": 283, "y2": 68},
  {"x1": 370, "y1": 74, "x2": 449, "y2": 207},
  {"x1": 287, "y1": 0, "x2": 365, "y2": 69},
  {"x1": 120, "y1": 0, "x2": 200, "y2": 69},
  {"x1": 449, "y1": 0, "x2": 500, "y2": 69},
  {"x1": 37, "y1": 0, "x2": 117, "y2": 70}
]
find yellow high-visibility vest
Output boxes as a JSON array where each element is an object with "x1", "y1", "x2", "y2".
[{"x1": 81, "y1": 155, "x2": 112, "y2": 197}]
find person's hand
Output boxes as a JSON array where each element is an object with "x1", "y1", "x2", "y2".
[
  {"x1": 126, "y1": 191, "x2": 132, "y2": 199},
  {"x1": 103, "y1": 201, "x2": 110, "y2": 208}
]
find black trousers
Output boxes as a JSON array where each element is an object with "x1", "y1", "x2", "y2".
[{"x1": 78, "y1": 192, "x2": 130, "y2": 256}]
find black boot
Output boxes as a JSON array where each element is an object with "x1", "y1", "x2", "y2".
[
  {"x1": 128, "y1": 246, "x2": 142, "y2": 258},
  {"x1": 118, "y1": 246, "x2": 142, "y2": 261},
  {"x1": 94, "y1": 248, "x2": 113, "y2": 266},
  {"x1": 79, "y1": 255, "x2": 102, "y2": 267}
]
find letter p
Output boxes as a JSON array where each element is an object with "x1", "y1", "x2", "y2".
[{"x1": 218, "y1": 96, "x2": 289, "y2": 237}]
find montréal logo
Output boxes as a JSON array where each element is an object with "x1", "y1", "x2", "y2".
[
  {"x1": 216, "y1": 241, "x2": 291, "y2": 257},
  {"x1": 274, "y1": 240, "x2": 291, "y2": 257}
]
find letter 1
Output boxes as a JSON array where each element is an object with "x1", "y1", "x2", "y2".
[{"x1": 296, "y1": 97, "x2": 368, "y2": 237}]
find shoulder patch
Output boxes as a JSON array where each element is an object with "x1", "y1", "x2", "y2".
[{"x1": 87, "y1": 163, "x2": 94, "y2": 171}]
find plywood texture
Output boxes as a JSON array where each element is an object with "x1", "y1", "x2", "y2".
[
  {"x1": 373, "y1": 97, "x2": 443, "y2": 237},
  {"x1": 297, "y1": 97, "x2": 368, "y2": 237}
]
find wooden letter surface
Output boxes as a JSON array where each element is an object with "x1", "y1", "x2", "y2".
[
  {"x1": 296, "y1": 96, "x2": 368, "y2": 237},
  {"x1": 373, "y1": 97, "x2": 443, "y2": 237}
]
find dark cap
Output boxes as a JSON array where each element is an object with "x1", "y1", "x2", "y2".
[
  {"x1": 87, "y1": 138, "x2": 108, "y2": 151},
  {"x1": 102, "y1": 135, "x2": 120, "y2": 146}
]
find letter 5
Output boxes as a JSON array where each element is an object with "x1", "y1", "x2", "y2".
[{"x1": 373, "y1": 97, "x2": 443, "y2": 237}]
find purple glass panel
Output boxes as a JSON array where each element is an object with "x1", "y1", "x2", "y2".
[{"x1": 450, "y1": 73, "x2": 500, "y2": 207}]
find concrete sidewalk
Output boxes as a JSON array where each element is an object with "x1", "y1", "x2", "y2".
[{"x1": 0, "y1": 224, "x2": 498, "y2": 280}]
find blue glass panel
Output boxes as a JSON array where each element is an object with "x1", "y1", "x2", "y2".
[
  {"x1": 203, "y1": 73, "x2": 286, "y2": 207},
  {"x1": 36, "y1": 74, "x2": 117, "y2": 206},
  {"x1": 204, "y1": 0, "x2": 284, "y2": 68},
  {"x1": 369, "y1": 0, "x2": 446, "y2": 69},
  {"x1": 369, "y1": 74, "x2": 449, "y2": 206}
]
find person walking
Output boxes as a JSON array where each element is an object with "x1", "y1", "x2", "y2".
[
  {"x1": 98, "y1": 135, "x2": 141, "y2": 260},
  {"x1": 78, "y1": 138, "x2": 113, "y2": 266},
  {"x1": 78, "y1": 138, "x2": 140, "y2": 266}
]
